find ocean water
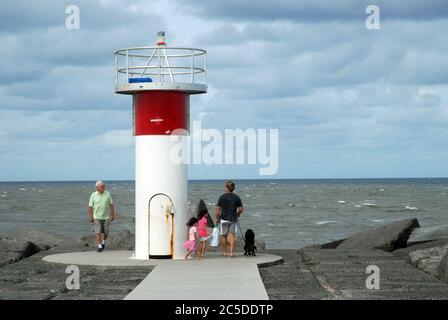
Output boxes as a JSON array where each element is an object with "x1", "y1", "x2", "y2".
[{"x1": 0, "y1": 179, "x2": 447, "y2": 249}]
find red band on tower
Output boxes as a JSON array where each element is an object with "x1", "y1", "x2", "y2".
[{"x1": 134, "y1": 91, "x2": 189, "y2": 136}]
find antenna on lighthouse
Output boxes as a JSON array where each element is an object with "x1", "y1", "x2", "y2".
[{"x1": 157, "y1": 31, "x2": 166, "y2": 46}]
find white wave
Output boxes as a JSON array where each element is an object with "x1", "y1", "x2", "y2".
[
  {"x1": 1, "y1": 195, "x2": 6, "y2": 198},
  {"x1": 338, "y1": 200, "x2": 346, "y2": 204},
  {"x1": 355, "y1": 205, "x2": 362, "y2": 208},
  {"x1": 362, "y1": 202, "x2": 377, "y2": 207},
  {"x1": 380, "y1": 189, "x2": 384, "y2": 192},
  {"x1": 372, "y1": 219, "x2": 385, "y2": 223},
  {"x1": 251, "y1": 214, "x2": 261, "y2": 217},
  {"x1": 288, "y1": 203, "x2": 297, "y2": 207},
  {"x1": 267, "y1": 223, "x2": 275, "y2": 226},
  {"x1": 404, "y1": 206, "x2": 418, "y2": 211},
  {"x1": 19, "y1": 188, "x2": 27, "y2": 191},
  {"x1": 316, "y1": 220, "x2": 338, "y2": 225},
  {"x1": 244, "y1": 194, "x2": 251, "y2": 197}
]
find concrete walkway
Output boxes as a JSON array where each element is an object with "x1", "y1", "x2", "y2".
[
  {"x1": 43, "y1": 251, "x2": 283, "y2": 300},
  {"x1": 43, "y1": 250, "x2": 155, "y2": 267}
]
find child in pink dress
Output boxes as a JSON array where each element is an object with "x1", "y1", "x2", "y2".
[
  {"x1": 183, "y1": 217, "x2": 198, "y2": 259},
  {"x1": 198, "y1": 211, "x2": 211, "y2": 258}
]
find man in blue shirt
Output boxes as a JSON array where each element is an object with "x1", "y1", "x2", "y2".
[{"x1": 216, "y1": 180, "x2": 244, "y2": 257}]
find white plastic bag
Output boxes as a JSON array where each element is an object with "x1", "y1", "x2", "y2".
[{"x1": 210, "y1": 225, "x2": 220, "y2": 247}]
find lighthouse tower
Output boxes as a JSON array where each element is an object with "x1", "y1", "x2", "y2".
[{"x1": 114, "y1": 32, "x2": 207, "y2": 259}]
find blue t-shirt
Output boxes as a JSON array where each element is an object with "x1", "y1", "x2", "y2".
[{"x1": 217, "y1": 192, "x2": 243, "y2": 222}]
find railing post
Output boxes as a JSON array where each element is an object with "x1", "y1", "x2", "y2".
[
  {"x1": 158, "y1": 48, "x2": 161, "y2": 82},
  {"x1": 191, "y1": 50, "x2": 194, "y2": 84},
  {"x1": 126, "y1": 50, "x2": 129, "y2": 83},
  {"x1": 115, "y1": 52, "x2": 118, "y2": 86}
]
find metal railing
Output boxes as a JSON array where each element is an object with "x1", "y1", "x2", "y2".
[{"x1": 115, "y1": 46, "x2": 207, "y2": 88}]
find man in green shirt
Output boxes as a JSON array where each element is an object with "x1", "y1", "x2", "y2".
[{"x1": 88, "y1": 180, "x2": 115, "y2": 252}]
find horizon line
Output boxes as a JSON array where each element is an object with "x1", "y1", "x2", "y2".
[{"x1": 0, "y1": 176, "x2": 447, "y2": 183}]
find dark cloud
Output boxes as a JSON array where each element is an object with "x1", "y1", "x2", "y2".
[
  {"x1": 193, "y1": 19, "x2": 448, "y2": 102},
  {"x1": 0, "y1": 1, "x2": 165, "y2": 86},
  {"x1": 0, "y1": 0, "x2": 156, "y2": 33},
  {"x1": 176, "y1": 0, "x2": 448, "y2": 22},
  {"x1": 0, "y1": 0, "x2": 63, "y2": 33},
  {"x1": 0, "y1": 1, "x2": 165, "y2": 112}
]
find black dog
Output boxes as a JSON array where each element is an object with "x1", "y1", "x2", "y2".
[{"x1": 244, "y1": 229, "x2": 257, "y2": 256}]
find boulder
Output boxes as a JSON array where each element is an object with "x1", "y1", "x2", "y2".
[
  {"x1": 438, "y1": 251, "x2": 448, "y2": 282},
  {"x1": 80, "y1": 229, "x2": 134, "y2": 250},
  {"x1": 320, "y1": 239, "x2": 346, "y2": 249},
  {"x1": 409, "y1": 245, "x2": 448, "y2": 278},
  {"x1": 393, "y1": 238, "x2": 448, "y2": 259},
  {"x1": 188, "y1": 199, "x2": 215, "y2": 227},
  {"x1": 5, "y1": 229, "x2": 78, "y2": 251},
  {"x1": 0, "y1": 239, "x2": 38, "y2": 267},
  {"x1": 337, "y1": 218, "x2": 420, "y2": 251},
  {"x1": 408, "y1": 225, "x2": 448, "y2": 244}
]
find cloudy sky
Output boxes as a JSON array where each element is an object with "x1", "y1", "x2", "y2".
[{"x1": 0, "y1": 0, "x2": 447, "y2": 181}]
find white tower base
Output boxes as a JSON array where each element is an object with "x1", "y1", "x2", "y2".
[{"x1": 135, "y1": 135, "x2": 188, "y2": 260}]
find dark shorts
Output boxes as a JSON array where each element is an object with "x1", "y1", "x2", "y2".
[{"x1": 94, "y1": 219, "x2": 110, "y2": 236}]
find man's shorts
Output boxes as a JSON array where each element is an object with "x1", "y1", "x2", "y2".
[
  {"x1": 220, "y1": 220, "x2": 237, "y2": 236},
  {"x1": 94, "y1": 219, "x2": 110, "y2": 236}
]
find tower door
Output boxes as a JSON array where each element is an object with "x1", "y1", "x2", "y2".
[{"x1": 148, "y1": 194, "x2": 174, "y2": 259}]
